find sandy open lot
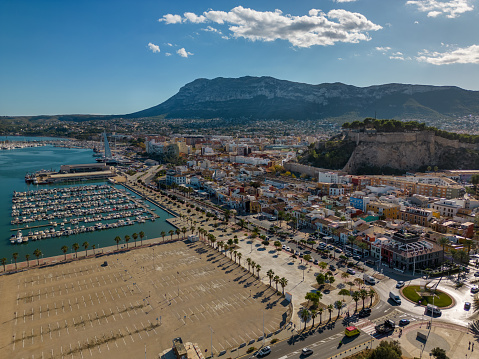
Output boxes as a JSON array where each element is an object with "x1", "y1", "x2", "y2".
[{"x1": 0, "y1": 241, "x2": 289, "y2": 359}]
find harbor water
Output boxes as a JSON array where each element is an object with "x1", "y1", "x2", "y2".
[{"x1": 0, "y1": 143, "x2": 176, "y2": 262}]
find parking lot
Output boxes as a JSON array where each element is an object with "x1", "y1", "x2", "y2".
[{"x1": 0, "y1": 241, "x2": 289, "y2": 359}]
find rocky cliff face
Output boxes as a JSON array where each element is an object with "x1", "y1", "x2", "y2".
[
  {"x1": 342, "y1": 131, "x2": 479, "y2": 174},
  {"x1": 126, "y1": 76, "x2": 479, "y2": 120}
]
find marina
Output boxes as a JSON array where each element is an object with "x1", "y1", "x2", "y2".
[
  {"x1": 0, "y1": 142, "x2": 176, "y2": 260},
  {"x1": 8, "y1": 184, "x2": 159, "y2": 244}
]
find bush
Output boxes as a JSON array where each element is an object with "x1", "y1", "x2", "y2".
[{"x1": 247, "y1": 347, "x2": 256, "y2": 353}]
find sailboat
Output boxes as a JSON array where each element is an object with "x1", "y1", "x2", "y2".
[{"x1": 96, "y1": 132, "x2": 118, "y2": 165}]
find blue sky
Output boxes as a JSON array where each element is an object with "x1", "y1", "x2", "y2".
[{"x1": 1, "y1": 0, "x2": 479, "y2": 116}]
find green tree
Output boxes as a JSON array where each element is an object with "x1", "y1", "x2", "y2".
[
  {"x1": 310, "y1": 309, "x2": 317, "y2": 328},
  {"x1": 168, "y1": 230, "x2": 174, "y2": 241},
  {"x1": 161, "y1": 231, "x2": 166, "y2": 242},
  {"x1": 1, "y1": 257, "x2": 6, "y2": 271},
  {"x1": 72, "y1": 243, "x2": 79, "y2": 258},
  {"x1": 369, "y1": 340, "x2": 401, "y2": 359},
  {"x1": 139, "y1": 231, "x2": 145, "y2": 245},
  {"x1": 273, "y1": 275, "x2": 280, "y2": 292},
  {"x1": 368, "y1": 288, "x2": 376, "y2": 307},
  {"x1": 181, "y1": 227, "x2": 187, "y2": 239},
  {"x1": 327, "y1": 304, "x2": 333, "y2": 322},
  {"x1": 33, "y1": 248, "x2": 42, "y2": 265},
  {"x1": 12, "y1": 252, "x2": 18, "y2": 269},
  {"x1": 175, "y1": 228, "x2": 181, "y2": 240},
  {"x1": 279, "y1": 277, "x2": 288, "y2": 295},
  {"x1": 132, "y1": 233, "x2": 138, "y2": 247},
  {"x1": 300, "y1": 308, "x2": 310, "y2": 330},
  {"x1": 267, "y1": 269, "x2": 275, "y2": 287},
  {"x1": 431, "y1": 347, "x2": 448, "y2": 359},
  {"x1": 334, "y1": 300, "x2": 343, "y2": 319},
  {"x1": 83, "y1": 241, "x2": 89, "y2": 257},
  {"x1": 316, "y1": 273, "x2": 326, "y2": 286},
  {"x1": 124, "y1": 235, "x2": 130, "y2": 249},
  {"x1": 359, "y1": 289, "x2": 368, "y2": 309},
  {"x1": 114, "y1": 236, "x2": 121, "y2": 250},
  {"x1": 25, "y1": 254, "x2": 30, "y2": 267},
  {"x1": 256, "y1": 264, "x2": 261, "y2": 279},
  {"x1": 352, "y1": 291, "x2": 360, "y2": 312},
  {"x1": 318, "y1": 308, "x2": 324, "y2": 324},
  {"x1": 339, "y1": 288, "x2": 350, "y2": 301}
]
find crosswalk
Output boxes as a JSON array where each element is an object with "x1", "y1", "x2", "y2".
[{"x1": 353, "y1": 310, "x2": 422, "y2": 337}]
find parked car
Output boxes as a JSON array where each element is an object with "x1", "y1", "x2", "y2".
[
  {"x1": 282, "y1": 245, "x2": 286, "y2": 249},
  {"x1": 358, "y1": 308, "x2": 371, "y2": 317},
  {"x1": 474, "y1": 272, "x2": 479, "y2": 277},
  {"x1": 399, "y1": 319, "x2": 410, "y2": 326},
  {"x1": 465, "y1": 302, "x2": 471, "y2": 310},
  {"x1": 329, "y1": 265, "x2": 336, "y2": 271},
  {"x1": 366, "y1": 260, "x2": 375, "y2": 265},
  {"x1": 257, "y1": 346, "x2": 271, "y2": 357},
  {"x1": 353, "y1": 255, "x2": 361, "y2": 261},
  {"x1": 471, "y1": 286, "x2": 479, "y2": 293},
  {"x1": 301, "y1": 348, "x2": 313, "y2": 357},
  {"x1": 335, "y1": 248, "x2": 343, "y2": 253},
  {"x1": 396, "y1": 281, "x2": 405, "y2": 288},
  {"x1": 347, "y1": 268, "x2": 356, "y2": 275},
  {"x1": 313, "y1": 259, "x2": 319, "y2": 265},
  {"x1": 286, "y1": 247, "x2": 291, "y2": 252}
]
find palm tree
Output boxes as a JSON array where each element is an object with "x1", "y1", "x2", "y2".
[
  {"x1": 300, "y1": 308, "x2": 310, "y2": 330},
  {"x1": 33, "y1": 248, "x2": 42, "y2": 265},
  {"x1": 327, "y1": 304, "x2": 334, "y2": 322},
  {"x1": 360, "y1": 289, "x2": 368, "y2": 309},
  {"x1": 341, "y1": 272, "x2": 350, "y2": 282},
  {"x1": 273, "y1": 275, "x2": 280, "y2": 292},
  {"x1": 318, "y1": 308, "x2": 324, "y2": 324},
  {"x1": 210, "y1": 235, "x2": 217, "y2": 249},
  {"x1": 233, "y1": 250, "x2": 237, "y2": 263},
  {"x1": 92, "y1": 244, "x2": 96, "y2": 255},
  {"x1": 229, "y1": 247, "x2": 233, "y2": 260},
  {"x1": 169, "y1": 230, "x2": 174, "y2": 241},
  {"x1": 368, "y1": 288, "x2": 376, "y2": 307},
  {"x1": 12, "y1": 252, "x2": 18, "y2": 269},
  {"x1": 267, "y1": 269, "x2": 275, "y2": 287},
  {"x1": 1, "y1": 257, "x2": 6, "y2": 271},
  {"x1": 62, "y1": 246, "x2": 68, "y2": 260},
  {"x1": 72, "y1": 243, "x2": 79, "y2": 258},
  {"x1": 279, "y1": 277, "x2": 288, "y2": 296},
  {"x1": 237, "y1": 252, "x2": 242, "y2": 266},
  {"x1": 354, "y1": 278, "x2": 364, "y2": 289},
  {"x1": 438, "y1": 237, "x2": 450, "y2": 264},
  {"x1": 310, "y1": 309, "x2": 317, "y2": 328},
  {"x1": 83, "y1": 241, "x2": 89, "y2": 257},
  {"x1": 124, "y1": 235, "x2": 130, "y2": 249},
  {"x1": 251, "y1": 261, "x2": 256, "y2": 276},
  {"x1": 239, "y1": 218, "x2": 246, "y2": 229},
  {"x1": 352, "y1": 291, "x2": 360, "y2": 312},
  {"x1": 181, "y1": 227, "x2": 187, "y2": 239},
  {"x1": 175, "y1": 228, "x2": 180, "y2": 240},
  {"x1": 256, "y1": 264, "x2": 261, "y2": 279},
  {"x1": 132, "y1": 233, "x2": 138, "y2": 247},
  {"x1": 114, "y1": 236, "x2": 121, "y2": 250},
  {"x1": 334, "y1": 300, "x2": 343, "y2": 319},
  {"x1": 246, "y1": 258, "x2": 252, "y2": 272},
  {"x1": 139, "y1": 231, "x2": 145, "y2": 245},
  {"x1": 161, "y1": 231, "x2": 166, "y2": 243}
]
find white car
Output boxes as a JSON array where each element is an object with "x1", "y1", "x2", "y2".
[
  {"x1": 396, "y1": 281, "x2": 405, "y2": 288},
  {"x1": 257, "y1": 346, "x2": 271, "y2": 357},
  {"x1": 282, "y1": 245, "x2": 286, "y2": 249},
  {"x1": 286, "y1": 246, "x2": 291, "y2": 252},
  {"x1": 471, "y1": 286, "x2": 479, "y2": 293}
]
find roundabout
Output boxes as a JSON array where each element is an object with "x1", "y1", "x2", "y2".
[{"x1": 401, "y1": 285, "x2": 454, "y2": 308}]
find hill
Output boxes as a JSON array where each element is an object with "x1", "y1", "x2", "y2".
[
  {"x1": 126, "y1": 76, "x2": 479, "y2": 121},
  {"x1": 301, "y1": 119, "x2": 479, "y2": 174}
]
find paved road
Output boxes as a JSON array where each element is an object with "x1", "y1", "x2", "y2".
[{"x1": 250, "y1": 302, "x2": 398, "y2": 359}]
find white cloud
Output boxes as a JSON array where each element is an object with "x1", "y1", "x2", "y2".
[
  {"x1": 201, "y1": 26, "x2": 222, "y2": 34},
  {"x1": 147, "y1": 42, "x2": 160, "y2": 53},
  {"x1": 177, "y1": 48, "x2": 194, "y2": 58},
  {"x1": 375, "y1": 46, "x2": 391, "y2": 52},
  {"x1": 166, "y1": 43, "x2": 173, "y2": 47},
  {"x1": 406, "y1": 0, "x2": 474, "y2": 19},
  {"x1": 417, "y1": 44, "x2": 479, "y2": 64},
  {"x1": 160, "y1": 6, "x2": 382, "y2": 48},
  {"x1": 165, "y1": 52, "x2": 172, "y2": 56},
  {"x1": 184, "y1": 12, "x2": 207, "y2": 23},
  {"x1": 158, "y1": 14, "x2": 182, "y2": 24}
]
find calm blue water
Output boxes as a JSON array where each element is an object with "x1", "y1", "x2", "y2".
[{"x1": 0, "y1": 145, "x2": 175, "y2": 262}]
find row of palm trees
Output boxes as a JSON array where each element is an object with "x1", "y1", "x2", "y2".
[
  {"x1": 113, "y1": 231, "x2": 146, "y2": 250},
  {"x1": 1, "y1": 248, "x2": 43, "y2": 270},
  {"x1": 263, "y1": 268, "x2": 288, "y2": 296}
]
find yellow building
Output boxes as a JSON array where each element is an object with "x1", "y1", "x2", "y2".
[{"x1": 366, "y1": 201, "x2": 399, "y2": 219}]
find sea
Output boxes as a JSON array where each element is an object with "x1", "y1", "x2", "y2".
[{"x1": 0, "y1": 138, "x2": 176, "y2": 263}]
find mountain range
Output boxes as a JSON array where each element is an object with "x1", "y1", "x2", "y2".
[{"x1": 126, "y1": 76, "x2": 479, "y2": 121}]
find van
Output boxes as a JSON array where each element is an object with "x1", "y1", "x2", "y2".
[
  {"x1": 426, "y1": 304, "x2": 441, "y2": 315},
  {"x1": 389, "y1": 291, "x2": 401, "y2": 304},
  {"x1": 363, "y1": 274, "x2": 376, "y2": 285}
]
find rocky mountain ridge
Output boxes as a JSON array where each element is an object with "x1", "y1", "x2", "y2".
[{"x1": 126, "y1": 76, "x2": 479, "y2": 121}]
